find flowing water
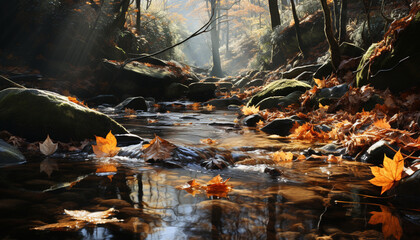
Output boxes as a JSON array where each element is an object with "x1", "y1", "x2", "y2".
[{"x1": 1, "y1": 104, "x2": 419, "y2": 239}]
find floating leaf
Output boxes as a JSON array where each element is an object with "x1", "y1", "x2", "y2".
[
  {"x1": 92, "y1": 131, "x2": 120, "y2": 158},
  {"x1": 187, "y1": 102, "x2": 201, "y2": 110},
  {"x1": 142, "y1": 135, "x2": 176, "y2": 161},
  {"x1": 96, "y1": 164, "x2": 117, "y2": 181},
  {"x1": 241, "y1": 105, "x2": 259, "y2": 115},
  {"x1": 272, "y1": 151, "x2": 293, "y2": 163},
  {"x1": 200, "y1": 138, "x2": 217, "y2": 145},
  {"x1": 40, "y1": 158, "x2": 58, "y2": 177},
  {"x1": 204, "y1": 175, "x2": 232, "y2": 198},
  {"x1": 64, "y1": 208, "x2": 121, "y2": 224},
  {"x1": 205, "y1": 104, "x2": 215, "y2": 111},
  {"x1": 369, "y1": 150, "x2": 404, "y2": 194},
  {"x1": 39, "y1": 135, "x2": 58, "y2": 156},
  {"x1": 176, "y1": 179, "x2": 202, "y2": 196},
  {"x1": 369, "y1": 205, "x2": 402, "y2": 240}
]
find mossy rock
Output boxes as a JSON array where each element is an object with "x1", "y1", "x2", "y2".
[
  {"x1": 0, "y1": 88, "x2": 128, "y2": 141},
  {"x1": 247, "y1": 79, "x2": 310, "y2": 107},
  {"x1": 356, "y1": 11, "x2": 420, "y2": 92},
  {"x1": 256, "y1": 91, "x2": 304, "y2": 110}
]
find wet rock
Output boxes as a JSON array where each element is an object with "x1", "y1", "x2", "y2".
[
  {"x1": 164, "y1": 82, "x2": 188, "y2": 100},
  {"x1": 313, "y1": 84, "x2": 349, "y2": 106},
  {"x1": 356, "y1": 11, "x2": 420, "y2": 92},
  {"x1": 217, "y1": 82, "x2": 233, "y2": 90},
  {"x1": 115, "y1": 96, "x2": 147, "y2": 111},
  {"x1": 0, "y1": 139, "x2": 25, "y2": 167},
  {"x1": 115, "y1": 133, "x2": 145, "y2": 147},
  {"x1": 203, "y1": 97, "x2": 243, "y2": 109},
  {"x1": 256, "y1": 91, "x2": 304, "y2": 110},
  {"x1": 247, "y1": 79, "x2": 311, "y2": 107},
  {"x1": 313, "y1": 60, "x2": 334, "y2": 80},
  {"x1": 242, "y1": 114, "x2": 264, "y2": 127},
  {"x1": 233, "y1": 77, "x2": 251, "y2": 89},
  {"x1": 202, "y1": 77, "x2": 220, "y2": 83},
  {"x1": 187, "y1": 82, "x2": 217, "y2": 102},
  {"x1": 261, "y1": 118, "x2": 304, "y2": 136},
  {"x1": 264, "y1": 167, "x2": 283, "y2": 176},
  {"x1": 395, "y1": 170, "x2": 420, "y2": 205},
  {"x1": 360, "y1": 140, "x2": 400, "y2": 165},
  {"x1": 0, "y1": 88, "x2": 128, "y2": 141},
  {"x1": 282, "y1": 64, "x2": 321, "y2": 79},
  {"x1": 85, "y1": 95, "x2": 119, "y2": 107},
  {"x1": 243, "y1": 79, "x2": 263, "y2": 88}
]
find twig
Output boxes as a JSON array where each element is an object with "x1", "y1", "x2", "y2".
[{"x1": 0, "y1": 75, "x2": 26, "y2": 89}]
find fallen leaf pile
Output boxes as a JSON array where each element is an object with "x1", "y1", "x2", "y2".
[
  {"x1": 176, "y1": 175, "x2": 233, "y2": 198},
  {"x1": 92, "y1": 131, "x2": 120, "y2": 158}
]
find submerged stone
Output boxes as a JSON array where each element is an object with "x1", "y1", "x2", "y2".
[
  {"x1": 256, "y1": 91, "x2": 304, "y2": 110},
  {"x1": 0, "y1": 88, "x2": 128, "y2": 141},
  {"x1": 261, "y1": 118, "x2": 303, "y2": 136},
  {"x1": 115, "y1": 96, "x2": 147, "y2": 111}
]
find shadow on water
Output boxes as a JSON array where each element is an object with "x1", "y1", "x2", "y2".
[{"x1": 1, "y1": 107, "x2": 419, "y2": 239}]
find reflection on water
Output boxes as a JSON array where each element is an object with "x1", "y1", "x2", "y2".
[{"x1": 0, "y1": 108, "x2": 419, "y2": 239}]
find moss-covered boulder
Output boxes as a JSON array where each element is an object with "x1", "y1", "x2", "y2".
[
  {"x1": 247, "y1": 79, "x2": 311, "y2": 106},
  {"x1": 256, "y1": 91, "x2": 304, "y2": 110},
  {"x1": 0, "y1": 88, "x2": 128, "y2": 141},
  {"x1": 356, "y1": 11, "x2": 420, "y2": 92}
]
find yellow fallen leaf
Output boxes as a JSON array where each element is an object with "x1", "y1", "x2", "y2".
[
  {"x1": 92, "y1": 131, "x2": 120, "y2": 158},
  {"x1": 272, "y1": 151, "x2": 293, "y2": 163},
  {"x1": 241, "y1": 105, "x2": 260, "y2": 115},
  {"x1": 204, "y1": 175, "x2": 232, "y2": 198},
  {"x1": 369, "y1": 150, "x2": 404, "y2": 194},
  {"x1": 373, "y1": 118, "x2": 391, "y2": 129}
]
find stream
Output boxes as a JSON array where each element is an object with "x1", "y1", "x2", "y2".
[{"x1": 0, "y1": 103, "x2": 418, "y2": 239}]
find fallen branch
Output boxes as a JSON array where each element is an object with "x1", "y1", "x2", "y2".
[{"x1": 0, "y1": 75, "x2": 26, "y2": 89}]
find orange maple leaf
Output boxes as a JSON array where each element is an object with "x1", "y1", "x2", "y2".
[
  {"x1": 373, "y1": 118, "x2": 391, "y2": 129},
  {"x1": 68, "y1": 96, "x2": 88, "y2": 108},
  {"x1": 272, "y1": 151, "x2": 293, "y2": 163},
  {"x1": 92, "y1": 131, "x2": 120, "y2": 158},
  {"x1": 204, "y1": 175, "x2": 232, "y2": 198},
  {"x1": 96, "y1": 164, "x2": 117, "y2": 181},
  {"x1": 142, "y1": 135, "x2": 176, "y2": 161},
  {"x1": 369, "y1": 205, "x2": 402, "y2": 240},
  {"x1": 241, "y1": 105, "x2": 260, "y2": 115},
  {"x1": 369, "y1": 150, "x2": 404, "y2": 194},
  {"x1": 176, "y1": 179, "x2": 202, "y2": 196}
]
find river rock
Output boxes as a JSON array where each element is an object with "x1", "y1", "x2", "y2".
[
  {"x1": 0, "y1": 88, "x2": 128, "y2": 141},
  {"x1": 356, "y1": 10, "x2": 420, "y2": 92},
  {"x1": 247, "y1": 79, "x2": 311, "y2": 107},
  {"x1": 256, "y1": 91, "x2": 304, "y2": 110},
  {"x1": 261, "y1": 118, "x2": 304, "y2": 136},
  {"x1": 243, "y1": 79, "x2": 263, "y2": 88},
  {"x1": 85, "y1": 95, "x2": 119, "y2": 107},
  {"x1": 395, "y1": 170, "x2": 420, "y2": 205},
  {"x1": 313, "y1": 84, "x2": 349, "y2": 106},
  {"x1": 233, "y1": 77, "x2": 251, "y2": 89},
  {"x1": 242, "y1": 114, "x2": 264, "y2": 127},
  {"x1": 0, "y1": 139, "x2": 25, "y2": 167},
  {"x1": 115, "y1": 96, "x2": 147, "y2": 111},
  {"x1": 187, "y1": 82, "x2": 217, "y2": 102},
  {"x1": 202, "y1": 77, "x2": 220, "y2": 83},
  {"x1": 115, "y1": 133, "x2": 145, "y2": 147},
  {"x1": 164, "y1": 82, "x2": 188, "y2": 100},
  {"x1": 282, "y1": 64, "x2": 321, "y2": 79},
  {"x1": 203, "y1": 97, "x2": 243, "y2": 109},
  {"x1": 360, "y1": 140, "x2": 400, "y2": 165}
]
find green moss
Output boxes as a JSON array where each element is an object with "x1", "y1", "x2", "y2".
[
  {"x1": 0, "y1": 88, "x2": 128, "y2": 141},
  {"x1": 247, "y1": 79, "x2": 310, "y2": 106}
]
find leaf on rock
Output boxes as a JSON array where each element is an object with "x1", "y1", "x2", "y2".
[
  {"x1": 40, "y1": 158, "x2": 59, "y2": 177},
  {"x1": 272, "y1": 151, "x2": 293, "y2": 163},
  {"x1": 369, "y1": 150, "x2": 404, "y2": 195},
  {"x1": 204, "y1": 174, "x2": 232, "y2": 198},
  {"x1": 92, "y1": 131, "x2": 120, "y2": 158},
  {"x1": 241, "y1": 105, "x2": 260, "y2": 116},
  {"x1": 39, "y1": 135, "x2": 58, "y2": 156},
  {"x1": 68, "y1": 96, "x2": 88, "y2": 108},
  {"x1": 369, "y1": 205, "x2": 402, "y2": 240},
  {"x1": 142, "y1": 135, "x2": 176, "y2": 161}
]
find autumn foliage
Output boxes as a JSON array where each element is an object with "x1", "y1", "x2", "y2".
[
  {"x1": 369, "y1": 150, "x2": 404, "y2": 195},
  {"x1": 92, "y1": 131, "x2": 120, "y2": 158}
]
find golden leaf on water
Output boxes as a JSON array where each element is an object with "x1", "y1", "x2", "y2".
[
  {"x1": 176, "y1": 179, "x2": 202, "y2": 196},
  {"x1": 204, "y1": 175, "x2": 232, "y2": 198},
  {"x1": 39, "y1": 135, "x2": 58, "y2": 156},
  {"x1": 92, "y1": 131, "x2": 120, "y2": 158},
  {"x1": 369, "y1": 150, "x2": 404, "y2": 195},
  {"x1": 369, "y1": 205, "x2": 402, "y2": 240},
  {"x1": 272, "y1": 151, "x2": 293, "y2": 163},
  {"x1": 96, "y1": 164, "x2": 118, "y2": 181},
  {"x1": 241, "y1": 105, "x2": 260, "y2": 115},
  {"x1": 200, "y1": 138, "x2": 217, "y2": 145}
]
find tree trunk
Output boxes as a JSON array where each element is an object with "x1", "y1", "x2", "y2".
[
  {"x1": 226, "y1": 10, "x2": 231, "y2": 57},
  {"x1": 268, "y1": 0, "x2": 282, "y2": 68},
  {"x1": 290, "y1": 0, "x2": 305, "y2": 57},
  {"x1": 112, "y1": 0, "x2": 130, "y2": 30},
  {"x1": 136, "y1": 0, "x2": 141, "y2": 31},
  {"x1": 339, "y1": 0, "x2": 347, "y2": 43},
  {"x1": 210, "y1": 0, "x2": 223, "y2": 77},
  {"x1": 320, "y1": 0, "x2": 341, "y2": 71}
]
